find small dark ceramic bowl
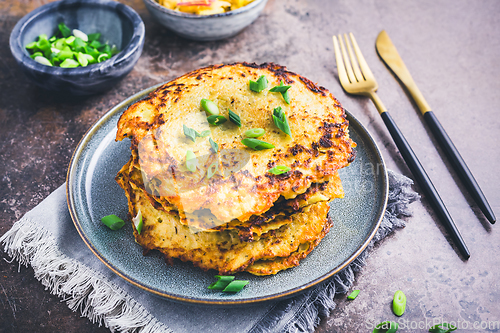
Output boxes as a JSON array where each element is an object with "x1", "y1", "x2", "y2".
[
  {"x1": 143, "y1": 0, "x2": 268, "y2": 41},
  {"x1": 10, "y1": 0, "x2": 145, "y2": 95}
]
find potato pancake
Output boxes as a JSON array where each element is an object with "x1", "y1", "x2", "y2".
[
  {"x1": 117, "y1": 168, "x2": 333, "y2": 275},
  {"x1": 115, "y1": 62, "x2": 356, "y2": 275},
  {"x1": 116, "y1": 62, "x2": 355, "y2": 224}
]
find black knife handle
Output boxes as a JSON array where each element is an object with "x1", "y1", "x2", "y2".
[
  {"x1": 380, "y1": 111, "x2": 470, "y2": 259},
  {"x1": 424, "y1": 111, "x2": 496, "y2": 224}
]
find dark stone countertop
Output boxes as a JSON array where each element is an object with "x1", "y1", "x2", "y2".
[{"x1": 1, "y1": 0, "x2": 499, "y2": 332}]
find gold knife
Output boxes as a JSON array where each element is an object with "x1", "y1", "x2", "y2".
[{"x1": 375, "y1": 30, "x2": 496, "y2": 224}]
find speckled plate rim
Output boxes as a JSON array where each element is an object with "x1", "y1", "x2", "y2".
[{"x1": 67, "y1": 83, "x2": 388, "y2": 306}]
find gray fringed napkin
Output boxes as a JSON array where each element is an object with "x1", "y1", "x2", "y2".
[{"x1": 1, "y1": 170, "x2": 419, "y2": 333}]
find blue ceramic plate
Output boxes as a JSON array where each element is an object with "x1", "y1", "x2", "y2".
[{"x1": 67, "y1": 83, "x2": 388, "y2": 305}]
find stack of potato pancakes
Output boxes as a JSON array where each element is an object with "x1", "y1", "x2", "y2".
[{"x1": 115, "y1": 63, "x2": 356, "y2": 276}]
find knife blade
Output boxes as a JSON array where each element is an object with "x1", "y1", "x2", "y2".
[{"x1": 375, "y1": 30, "x2": 496, "y2": 224}]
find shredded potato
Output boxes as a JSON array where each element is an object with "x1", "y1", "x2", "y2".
[{"x1": 157, "y1": 0, "x2": 255, "y2": 15}]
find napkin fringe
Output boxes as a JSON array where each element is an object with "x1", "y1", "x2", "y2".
[
  {"x1": 250, "y1": 170, "x2": 420, "y2": 333},
  {"x1": 0, "y1": 217, "x2": 173, "y2": 333}
]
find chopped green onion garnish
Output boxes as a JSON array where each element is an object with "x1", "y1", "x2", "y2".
[
  {"x1": 207, "y1": 115, "x2": 227, "y2": 126},
  {"x1": 249, "y1": 75, "x2": 268, "y2": 92},
  {"x1": 97, "y1": 53, "x2": 110, "y2": 63},
  {"x1": 241, "y1": 138, "x2": 275, "y2": 150},
  {"x1": 60, "y1": 58, "x2": 79, "y2": 68},
  {"x1": 208, "y1": 275, "x2": 235, "y2": 290},
  {"x1": 201, "y1": 98, "x2": 219, "y2": 115},
  {"x1": 244, "y1": 128, "x2": 265, "y2": 138},
  {"x1": 347, "y1": 289, "x2": 360, "y2": 300},
  {"x1": 185, "y1": 150, "x2": 197, "y2": 172},
  {"x1": 76, "y1": 52, "x2": 88, "y2": 66},
  {"x1": 183, "y1": 124, "x2": 198, "y2": 142},
  {"x1": 209, "y1": 137, "x2": 218, "y2": 153},
  {"x1": 228, "y1": 109, "x2": 241, "y2": 127},
  {"x1": 101, "y1": 214, "x2": 125, "y2": 231},
  {"x1": 199, "y1": 130, "x2": 211, "y2": 137},
  {"x1": 34, "y1": 56, "x2": 52, "y2": 66},
  {"x1": 272, "y1": 106, "x2": 292, "y2": 138},
  {"x1": 58, "y1": 22, "x2": 72, "y2": 37},
  {"x1": 207, "y1": 161, "x2": 218, "y2": 179},
  {"x1": 222, "y1": 280, "x2": 249, "y2": 293},
  {"x1": 270, "y1": 81, "x2": 291, "y2": 104},
  {"x1": 392, "y1": 290, "x2": 406, "y2": 316},
  {"x1": 268, "y1": 165, "x2": 291, "y2": 175},
  {"x1": 282, "y1": 89, "x2": 291, "y2": 104},
  {"x1": 132, "y1": 210, "x2": 143, "y2": 235},
  {"x1": 269, "y1": 81, "x2": 291, "y2": 93},
  {"x1": 72, "y1": 29, "x2": 88, "y2": 42},
  {"x1": 25, "y1": 24, "x2": 118, "y2": 67},
  {"x1": 25, "y1": 41, "x2": 37, "y2": 50},
  {"x1": 87, "y1": 32, "x2": 101, "y2": 42},
  {"x1": 429, "y1": 323, "x2": 457, "y2": 333},
  {"x1": 373, "y1": 321, "x2": 399, "y2": 333}
]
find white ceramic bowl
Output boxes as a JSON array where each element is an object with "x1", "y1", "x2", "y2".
[{"x1": 142, "y1": 0, "x2": 268, "y2": 41}]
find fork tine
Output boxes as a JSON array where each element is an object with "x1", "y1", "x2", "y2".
[
  {"x1": 349, "y1": 32, "x2": 376, "y2": 83},
  {"x1": 337, "y1": 34, "x2": 357, "y2": 84},
  {"x1": 332, "y1": 36, "x2": 350, "y2": 87},
  {"x1": 343, "y1": 33, "x2": 364, "y2": 82}
]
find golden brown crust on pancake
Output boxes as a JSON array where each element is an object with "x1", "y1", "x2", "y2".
[
  {"x1": 123, "y1": 176, "x2": 333, "y2": 275},
  {"x1": 116, "y1": 63, "x2": 355, "y2": 223}
]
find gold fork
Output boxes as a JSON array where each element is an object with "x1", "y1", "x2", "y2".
[{"x1": 333, "y1": 33, "x2": 470, "y2": 259}]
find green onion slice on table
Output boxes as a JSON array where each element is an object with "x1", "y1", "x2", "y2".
[
  {"x1": 347, "y1": 289, "x2": 360, "y2": 300},
  {"x1": 373, "y1": 321, "x2": 399, "y2": 333},
  {"x1": 101, "y1": 214, "x2": 125, "y2": 230},
  {"x1": 392, "y1": 290, "x2": 406, "y2": 316},
  {"x1": 429, "y1": 323, "x2": 457, "y2": 333}
]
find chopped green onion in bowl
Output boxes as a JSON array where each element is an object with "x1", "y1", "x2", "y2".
[{"x1": 25, "y1": 22, "x2": 119, "y2": 68}]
